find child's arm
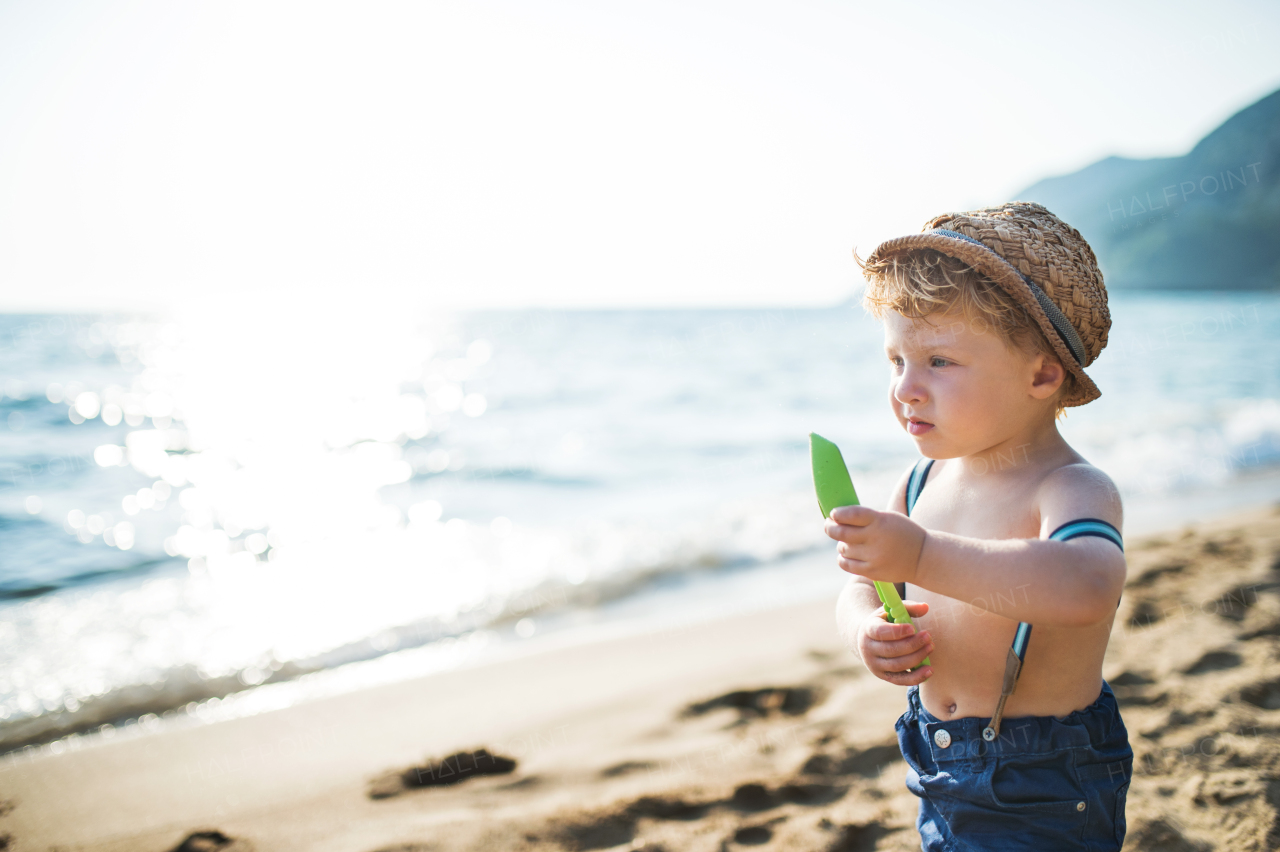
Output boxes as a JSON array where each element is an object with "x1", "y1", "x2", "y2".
[
  {"x1": 826, "y1": 464, "x2": 1125, "y2": 628},
  {"x1": 835, "y1": 465, "x2": 935, "y2": 684}
]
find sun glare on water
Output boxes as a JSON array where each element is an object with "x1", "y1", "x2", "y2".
[{"x1": 6, "y1": 301, "x2": 564, "y2": 724}]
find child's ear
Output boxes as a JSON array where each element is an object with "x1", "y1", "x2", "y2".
[{"x1": 1028, "y1": 353, "x2": 1066, "y2": 400}]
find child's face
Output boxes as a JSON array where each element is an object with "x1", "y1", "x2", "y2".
[{"x1": 883, "y1": 308, "x2": 1062, "y2": 458}]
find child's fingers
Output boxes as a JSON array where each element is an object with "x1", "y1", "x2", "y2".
[
  {"x1": 837, "y1": 556, "x2": 871, "y2": 576},
  {"x1": 824, "y1": 519, "x2": 868, "y2": 543},
  {"x1": 863, "y1": 628, "x2": 932, "y2": 659},
  {"x1": 829, "y1": 505, "x2": 876, "y2": 526},
  {"x1": 901, "y1": 600, "x2": 930, "y2": 617},
  {"x1": 864, "y1": 618, "x2": 923, "y2": 642},
  {"x1": 871, "y1": 640, "x2": 934, "y2": 673},
  {"x1": 877, "y1": 665, "x2": 933, "y2": 686}
]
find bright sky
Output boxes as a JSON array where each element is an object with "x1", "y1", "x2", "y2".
[{"x1": 1, "y1": 0, "x2": 1278, "y2": 311}]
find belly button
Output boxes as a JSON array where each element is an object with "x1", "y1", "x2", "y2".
[{"x1": 947, "y1": 703, "x2": 957, "y2": 716}]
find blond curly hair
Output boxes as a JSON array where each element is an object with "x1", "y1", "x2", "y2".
[{"x1": 854, "y1": 247, "x2": 1075, "y2": 419}]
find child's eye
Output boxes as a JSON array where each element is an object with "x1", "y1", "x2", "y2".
[{"x1": 931, "y1": 357, "x2": 949, "y2": 368}]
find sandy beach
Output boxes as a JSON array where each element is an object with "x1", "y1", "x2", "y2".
[{"x1": 3, "y1": 499, "x2": 1280, "y2": 852}]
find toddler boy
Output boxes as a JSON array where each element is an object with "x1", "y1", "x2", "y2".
[{"x1": 827, "y1": 202, "x2": 1133, "y2": 850}]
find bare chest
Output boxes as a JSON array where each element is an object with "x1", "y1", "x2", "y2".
[{"x1": 908, "y1": 477, "x2": 1042, "y2": 542}]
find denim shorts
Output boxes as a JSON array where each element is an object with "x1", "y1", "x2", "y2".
[{"x1": 896, "y1": 683, "x2": 1133, "y2": 851}]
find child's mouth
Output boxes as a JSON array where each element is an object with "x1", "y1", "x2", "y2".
[{"x1": 907, "y1": 418, "x2": 934, "y2": 436}]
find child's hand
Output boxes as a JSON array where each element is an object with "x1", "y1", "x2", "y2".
[
  {"x1": 824, "y1": 505, "x2": 927, "y2": 584},
  {"x1": 857, "y1": 601, "x2": 934, "y2": 685}
]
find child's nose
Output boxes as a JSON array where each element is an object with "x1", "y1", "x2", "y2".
[{"x1": 893, "y1": 368, "x2": 927, "y2": 405}]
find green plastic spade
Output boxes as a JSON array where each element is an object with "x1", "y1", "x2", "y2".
[{"x1": 809, "y1": 432, "x2": 929, "y2": 667}]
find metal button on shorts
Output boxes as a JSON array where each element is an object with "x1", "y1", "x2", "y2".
[{"x1": 933, "y1": 728, "x2": 952, "y2": 749}]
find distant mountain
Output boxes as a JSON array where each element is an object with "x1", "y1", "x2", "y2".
[{"x1": 1017, "y1": 88, "x2": 1280, "y2": 289}]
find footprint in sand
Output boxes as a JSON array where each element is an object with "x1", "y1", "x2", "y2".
[
  {"x1": 551, "y1": 770, "x2": 861, "y2": 850},
  {"x1": 730, "y1": 815, "x2": 787, "y2": 846},
  {"x1": 1126, "y1": 599, "x2": 1164, "y2": 629},
  {"x1": 732, "y1": 823, "x2": 773, "y2": 844},
  {"x1": 1239, "y1": 677, "x2": 1280, "y2": 710},
  {"x1": 1211, "y1": 582, "x2": 1277, "y2": 621},
  {"x1": 167, "y1": 830, "x2": 253, "y2": 852},
  {"x1": 628, "y1": 796, "x2": 710, "y2": 821},
  {"x1": 801, "y1": 741, "x2": 902, "y2": 779},
  {"x1": 728, "y1": 778, "x2": 852, "y2": 812},
  {"x1": 1125, "y1": 817, "x2": 1210, "y2": 852},
  {"x1": 599, "y1": 760, "x2": 658, "y2": 778},
  {"x1": 367, "y1": 747, "x2": 517, "y2": 799},
  {"x1": 1182, "y1": 649, "x2": 1243, "y2": 675},
  {"x1": 1129, "y1": 560, "x2": 1188, "y2": 588},
  {"x1": 1239, "y1": 619, "x2": 1280, "y2": 640},
  {"x1": 1108, "y1": 671, "x2": 1166, "y2": 708},
  {"x1": 681, "y1": 685, "x2": 826, "y2": 724},
  {"x1": 823, "y1": 820, "x2": 900, "y2": 852}
]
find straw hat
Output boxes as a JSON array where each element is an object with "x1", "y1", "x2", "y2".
[{"x1": 863, "y1": 201, "x2": 1111, "y2": 407}]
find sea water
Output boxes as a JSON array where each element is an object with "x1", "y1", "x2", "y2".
[{"x1": 1, "y1": 293, "x2": 1277, "y2": 752}]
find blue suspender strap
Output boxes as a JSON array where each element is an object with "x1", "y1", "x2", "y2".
[
  {"x1": 1010, "y1": 621, "x2": 1032, "y2": 662},
  {"x1": 899, "y1": 459, "x2": 934, "y2": 601},
  {"x1": 985, "y1": 517, "x2": 1123, "y2": 742},
  {"x1": 905, "y1": 458, "x2": 934, "y2": 517},
  {"x1": 1048, "y1": 517, "x2": 1124, "y2": 552}
]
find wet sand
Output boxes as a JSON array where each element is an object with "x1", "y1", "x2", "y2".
[{"x1": 3, "y1": 501, "x2": 1279, "y2": 852}]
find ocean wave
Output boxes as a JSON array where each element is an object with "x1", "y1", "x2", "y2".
[
  {"x1": 0, "y1": 513, "x2": 170, "y2": 598},
  {"x1": 0, "y1": 527, "x2": 826, "y2": 753},
  {"x1": 419, "y1": 464, "x2": 602, "y2": 487}
]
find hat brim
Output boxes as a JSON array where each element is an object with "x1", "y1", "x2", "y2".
[{"x1": 864, "y1": 231, "x2": 1101, "y2": 407}]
